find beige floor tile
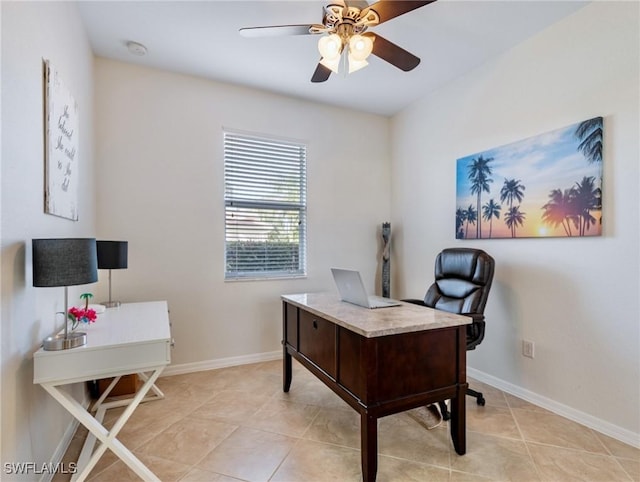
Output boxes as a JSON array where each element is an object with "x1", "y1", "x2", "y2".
[
  {"x1": 87, "y1": 452, "x2": 191, "y2": 482},
  {"x1": 466, "y1": 404, "x2": 522, "y2": 440},
  {"x1": 251, "y1": 359, "x2": 283, "y2": 377},
  {"x1": 450, "y1": 431, "x2": 539, "y2": 481},
  {"x1": 88, "y1": 408, "x2": 178, "y2": 476},
  {"x1": 190, "y1": 389, "x2": 272, "y2": 424},
  {"x1": 164, "y1": 365, "x2": 266, "y2": 393},
  {"x1": 594, "y1": 431, "x2": 640, "y2": 460},
  {"x1": 527, "y1": 441, "x2": 633, "y2": 482},
  {"x1": 179, "y1": 467, "x2": 243, "y2": 481},
  {"x1": 378, "y1": 411, "x2": 451, "y2": 468},
  {"x1": 203, "y1": 363, "x2": 281, "y2": 394},
  {"x1": 450, "y1": 470, "x2": 496, "y2": 481},
  {"x1": 100, "y1": 400, "x2": 191, "y2": 450},
  {"x1": 270, "y1": 439, "x2": 362, "y2": 482},
  {"x1": 377, "y1": 455, "x2": 450, "y2": 482},
  {"x1": 513, "y1": 409, "x2": 608, "y2": 454},
  {"x1": 275, "y1": 375, "x2": 352, "y2": 410},
  {"x1": 57, "y1": 362, "x2": 636, "y2": 482},
  {"x1": 243, "y1": 398, "x2": 320, "y2": 437},
  {"x1": 196, "y1": 426, "x2": 296, "y2": 481},
  {"x1": 617, "y1": 457, "x2": 640, "y2": 482},
  {"x1": 504, "y1": 393, "x2": 550, "y2": 413},
  {"x1": 154, "y1": 377, "x2": 218, "y2": 405},
  {"x1": 138, "y1": 417, "x2": 237, "y2": 465},
  {"x1": 162, "y1": 370, "x2": 229, "y2": 388},
  {"x1": 303, "y1": 406, "x2": 361, "y2": 448}
]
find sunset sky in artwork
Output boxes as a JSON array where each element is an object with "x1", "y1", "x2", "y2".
[{"x1": 456, "y1": 118, "x2": 603, "y2": 239}]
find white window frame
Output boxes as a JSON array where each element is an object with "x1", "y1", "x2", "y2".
[{"x1": 224, "y1": 130, "x2": 307, "y2": 280}]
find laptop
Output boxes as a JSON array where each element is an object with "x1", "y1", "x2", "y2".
[{"x1": 331, "y1": 268, "x2": 402, "y2": 309}]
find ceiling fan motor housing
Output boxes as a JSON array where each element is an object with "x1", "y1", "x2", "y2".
[{"x1": 322, "y1": 3, "x2": 380, "y2": 35}]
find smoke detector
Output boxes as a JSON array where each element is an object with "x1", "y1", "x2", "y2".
[{"x1": 126, "y1": 41, "x2": 147, "y2": 56}]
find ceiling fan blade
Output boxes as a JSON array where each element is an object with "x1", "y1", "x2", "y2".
[
  {"x1": 348, "y1": 0, "x2": 370, "y2": 9},
  {"x1": 239, "y1": 25, "x2": 321, "y2": 38},
  {"x1": 362, "y1": 0, "x2": 436, "y2": 25},
  {"x1": 311, "y1": 62, "x2": 332, "y2": 83},
  {"x1": 364, "y1": 32, "x2": 420, "y2": 71}
]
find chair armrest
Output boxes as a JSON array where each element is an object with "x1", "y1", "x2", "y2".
[
  {"x1": 466, "y1": 319, "x2": 485, "y2": 350},
  {"x1": 465, "y1": 313, "x2": 484, "y2": 323}
]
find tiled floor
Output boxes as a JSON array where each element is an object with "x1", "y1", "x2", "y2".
[{"x1": 56, "y1": 360, "x2": 639, "y2": 481}]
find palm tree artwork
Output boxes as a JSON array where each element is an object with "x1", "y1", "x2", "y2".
[
  {"x1": 455, "y1": 116, "x2": 603, "y2": 239},
  {"x1": 468, "y1": 155, "x2": 494, "y2": 238},
  {"x1": 482, "y1": 199, "x2": 501, "y2": 238},
  {"x1": 464, "y1": 204, "x2": 477, "y2": 239}
]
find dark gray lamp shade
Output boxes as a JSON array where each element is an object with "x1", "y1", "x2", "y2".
[
  {"x1": 97, "y1": 241, "x2": 128, "y2": 269},
  {"x1": 32, "y1": 238, "x2": 98, "y2": 287}
]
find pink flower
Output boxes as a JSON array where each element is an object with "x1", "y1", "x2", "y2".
[{"x1": 68, "y1": 307, "x2": 98, "y2": 325}]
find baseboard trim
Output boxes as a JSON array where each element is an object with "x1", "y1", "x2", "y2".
[
  {"x1": 162, "y1": 350, "x2": 282, "y2": 377},
  {"x1": 468, "y1": 367, "x2": 640, "y2": 449}
]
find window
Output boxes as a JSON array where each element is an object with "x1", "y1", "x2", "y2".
[{"x1": 224, "y1": 131, "x2": 307, "y2": 280}]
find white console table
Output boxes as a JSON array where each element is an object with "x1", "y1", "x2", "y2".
[{"x1": 33, "y1": 301, "x2": 172, "y2": 481}]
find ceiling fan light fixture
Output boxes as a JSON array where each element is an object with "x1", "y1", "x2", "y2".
[
  {"x1": 348, "y1": 56, "x2": 368, "y2": 74},
  {"x1": 318, "y1": 33, "x2": 342, "y2": 60},
  {"x1": 348, "y1": 34, "x2": 373, "y2": 62},
  {"x1": 320, "y1": 55, "x2": 341, "y2": 74}
]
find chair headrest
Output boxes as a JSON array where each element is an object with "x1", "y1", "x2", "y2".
[{"x1": 435, "y1": 248, "x2": 494, "y2": 286}]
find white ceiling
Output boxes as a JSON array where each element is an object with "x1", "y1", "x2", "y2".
[{"x1": 77, "y1": 1, "x2": 588, "y2": 116}]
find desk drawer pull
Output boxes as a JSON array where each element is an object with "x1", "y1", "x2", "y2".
[{"x1": 313, "y1": 320, "x2": 318, "y2": 329}]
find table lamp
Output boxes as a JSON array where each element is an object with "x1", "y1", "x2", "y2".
[
  {"x1": 97, "y1": 240, "x2": 128, "y2": 308},
  {"x1": 32, "y1": 238, "x2": 98, "y2": 350}
]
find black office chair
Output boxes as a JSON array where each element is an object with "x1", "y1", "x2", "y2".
[{"x1": 404, "y1": 247, "x2": 495, "y2": 420}]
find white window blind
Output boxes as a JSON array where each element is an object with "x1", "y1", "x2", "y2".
[{"x1": 224, "y1": 131, "x2": 307, "y2": 279}]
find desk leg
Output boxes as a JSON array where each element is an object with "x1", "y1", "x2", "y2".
[
  {"x1": 450, "y1": 387, "x2": 467, "y2": 455},
  {"x1": 42, "y1": 367, "x2": 164, "y2": 481},
  {"x1": 283, "y1": 348, "x2": 292, "y2": 392},
  {"x1": 361, "y1": 412, "x2": 378, "y2": 482}
]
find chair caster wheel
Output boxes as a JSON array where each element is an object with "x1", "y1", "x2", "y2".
[{"x1": 477, "y1": 397, "x2": 486, "y2": 406}]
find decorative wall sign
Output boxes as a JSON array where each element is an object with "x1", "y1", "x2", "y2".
[
  {"x1": 455, "y1": 117, "x2": 603, "y2": 239},
  {"x1": 44, "y1": 60, "x2": 79, "y2": 221}
]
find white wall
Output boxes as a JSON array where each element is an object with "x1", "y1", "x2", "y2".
[
  {"x1": 1, "y1": 1, "x2": 96, "y2": 475},
  {"x1": 94, "y1": 59, "x2": 391, "y2": 368},
  {"x1": 391, "y1": 1, "x2": 639, "y2": 444}
]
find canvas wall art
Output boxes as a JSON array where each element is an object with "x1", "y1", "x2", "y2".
[
  {"x1": 455, "y1": 117, "x2": 603, "y2": 239},
  {"x1": 44, "y1": 60, "x2": 79, "y2": 221}
]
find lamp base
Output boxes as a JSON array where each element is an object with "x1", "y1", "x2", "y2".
[
  {"x1": 43, "y1": 332, "x2": 87, "y2": 351},
  {"x1": 100, "y1": 301, "x2": 121, "y2": 308}
]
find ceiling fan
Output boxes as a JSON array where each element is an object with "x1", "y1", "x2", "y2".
[{"x1": 239, "y1": 0, "x2": 436, "y2": 83}]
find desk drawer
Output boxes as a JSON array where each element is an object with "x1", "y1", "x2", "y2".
[{"x1": 298, "y1": 311, "x2": 336, "y2": 379}]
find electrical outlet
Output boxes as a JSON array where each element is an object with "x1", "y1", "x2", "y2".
[{"x1": 522, "y1": 340, "x2": 535, "y2": 358}]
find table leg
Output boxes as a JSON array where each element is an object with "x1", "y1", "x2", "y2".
[
  {"x1": 283, "y1": 348, "x2": 292, "y2": 392},
  {"x1": 361, "y1": 412, "x2": 378, "y2": 482},
  {"x1": 449, "y1": 387, "x2": 467, "y2": 455},
  {"x1": 42, "y1": 367, "x2": 164, "y2": 481}
]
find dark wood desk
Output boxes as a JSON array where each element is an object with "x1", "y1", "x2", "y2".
[{"x1": 282, "y1": 293, "x2": 471, "y2": 482}]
